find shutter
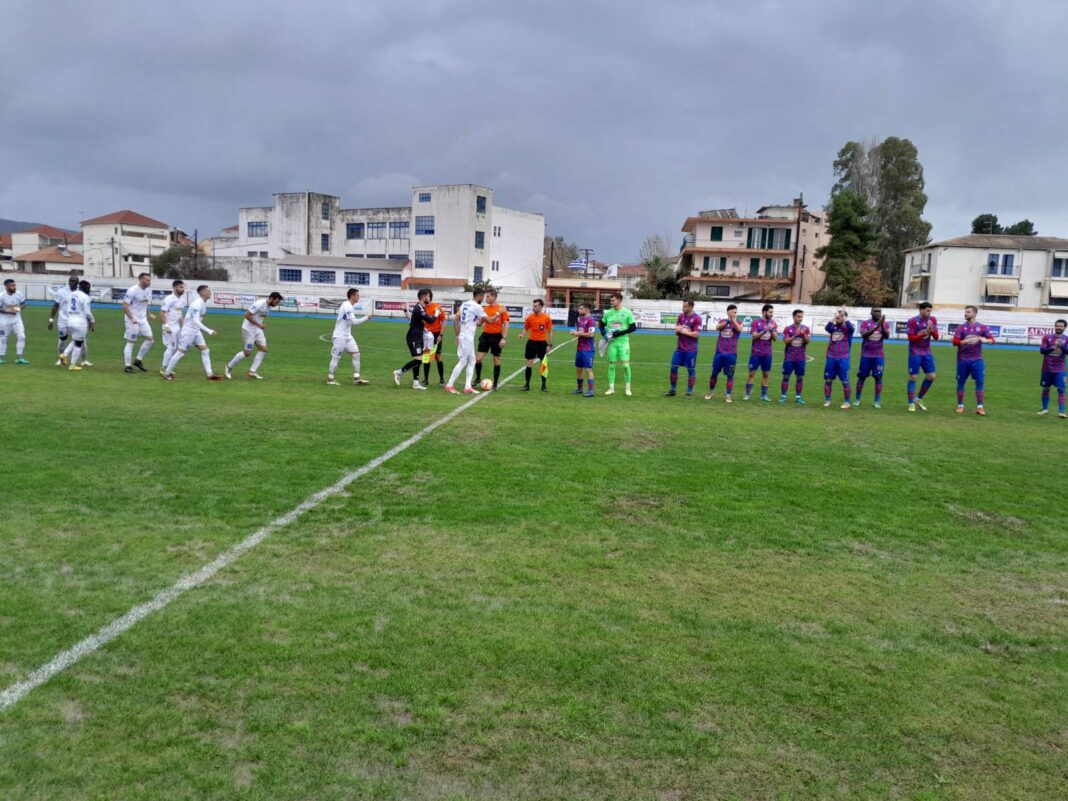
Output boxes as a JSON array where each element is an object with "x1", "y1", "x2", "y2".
[{"x1": 783, "y1": 229, "x2": 791, "y2": 250}]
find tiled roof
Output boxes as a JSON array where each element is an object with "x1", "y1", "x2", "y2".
[
  {"x1": 912, "y1": 234, "x2": 1068, "y2": 251},
  {"x1": 13, "y1": 245, "x2": 84, "y2": 264},
  {"x1": 81, "y1": 210, "x2": 169, "y2": 229}
]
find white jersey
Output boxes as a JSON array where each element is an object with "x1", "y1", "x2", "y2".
[
  {"x1": 160, "y1": 293, "x2": 186, "y2": 329},
  {"x1": 242, "y1": 299, "x2": 270, "y2": 332},
  {"x1": 52, "y1": 286, "x2": 74, "y2": 323},
  {"x1": 0, "y1": 290, "x2": 25, "y2": 319},
  {"x1": 67, "y1": 290, "x2": 94, "y2": 323},
  {"x1": 333, "y1": 300, "x2": 368, "y2": 338},
  {"x1": 123, "y1": 285, "x2": 152, "y2": 321},
  {"x1": 457, "y1": 300, "x2": 484, "y2": 343},
  {"x1": 181, "y1": 296, "x2": 212, "y2": 334}
]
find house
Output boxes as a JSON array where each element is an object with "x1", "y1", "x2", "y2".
[
  {"x1": 10, "y1": 225, "x2": 79, "y2": 258},
  {"x1": 901, "y1": 234, "x2": 1068, "y2": 312},
  {"x1": 80, "y1": 210, "x2": 170, "y2": 279},
  {"x1": 212, "y1": 185, "x2": 546, "y2": 290},
  {"x1": 12, "y1": 245, "x2": 84, "y2": 275},
  {"x1": 676, "y1": 200, "x2": 830, "y2": 303}
]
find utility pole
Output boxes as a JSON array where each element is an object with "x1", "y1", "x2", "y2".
[
  {"x1": 792, "y1": 194, "x2": 804, "y2": 303},
  {"x1": 579, "y1": 247, "x2": 594, "y2": 278}
]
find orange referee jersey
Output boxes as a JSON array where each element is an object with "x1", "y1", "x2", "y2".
[
  {"x1": 424, "y1": 302, "x2": 446, "y2": 334},
  {"x1": 482, "y1": 303, "x2": 510, "y2": 335},
  {"x1": 524, "y1": 312, "x2": 553, "y2": 341}
]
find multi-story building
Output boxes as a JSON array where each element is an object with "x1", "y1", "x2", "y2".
[
  {"x1": 901, "y1": 234, "x2": 1068, "y2": 312},
  {"x1": 80, "y1": 210, "x2": 171, "y2": 279},
  {"x1": 213, "y1": 184, "x2": 546, "y2": 290},
  {"x1": 9, "y1": 225, "x2": 80, "y2": 258},
  {"x1": 677, "y1": 200, "x2": 829, "y2": 303}
]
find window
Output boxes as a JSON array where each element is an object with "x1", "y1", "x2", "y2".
[
  {"x1": 732, "y1": 259, "x2": 740, "y2": 268},
  {"x1": 346, "y1": 223, "x2": 364, "y2": 239},
  {"x1": 310, "y1": 269, "x2": 336, "y2": 284},
  {"x1": 366, "y1": 222, "x2": 387, "y2": 239},
  {"x1": 733, "y1": 229, "x2": 744, "y2": 239},
  {"x1": 476, "y1": 195, "x2": 487, "y2": 214},
  {"x1": 494, "y1": 226, "x2": 501, "y2": 237},
  {"x1": 389, "y1": 221, "x2": 409, "y2": 239},
  {"x1": 702, "y1": 256, "x2": 710, "y2": 272},
  {"x1": 475, "y1": 231, "x2": 485, "y2": 249},
  {"x1": 415, "y1": 216, "x2": 435, "y2": 235},
  {"x1": 473, "y1": 266, "x2": 484, "y2": 283},
  {"x1": 279, "y1": 268, "x2": 302, "y2": 282},
  {"x1": 1053, "y1": 258, "x2": 1067, "y2": 278},
  {"x1": 983, "y1": 294, "x2": 1016, "y2": 305},
  {"x1": 131, "y1": 255, "x2": 145, "y2": 263},
  {"x1": 1001, "y1": 254, "x2": 1015, "y2": 275},
  {"x1": 344, "y1": 271, "x2": 369, "y2": 285},
  {"x1": 378, "y1": 273, "x2": 401, "y2": 287},
  {"x1": 418, "y1": 192, "x2": 431, "y2": 203},
  {"x1": 987, "y1": 253, "x2": 1000, "y2": 275},
  {"x1": 749, "y1": 258, "x2": 760, "y2": 276},
  {"x1": 782, "y1": 258, "x2": 790, "y2": 276},
  {"x1": 320, "y1": 234, "x2": 330, "y2": 252},
  {"x1": 388, "y1": 254, "x2": 408, "y2": 260},
  {"x1": 710, "y1": 226, "x2": 723, "y2": 241},
  {"x1": 765, "y1": 258, "x2": 774, "y2": 277},
  {"x1": 344, "y1": 253, "x2": 365, "y2": 258},
  {"x1": 367, "y1": 253, "x2": 386, "y2": 259},
  {"x1": 259, "y1": 251, "x2": 268, "y2": 258},
  {"x1": 783, "y1": 229, "x2": 791, "y2": 250},
  {"x1": 414, "y1": 250, "x2": 434, "y2": 269},
  {"x1": 247, "y1": 250, "x2": 258, "y2": 257},
  {"x1": 321, "y1": 202, "x2": 330, "y2": 221},
  {"x1": 718, "y1": 257, "x2": 727, "y2": 272},
  {"x1": 247, "y1": 221, "x2": 268, "y2": 238},
  {"x1": 705, "y1": 285, "x2": 730, "y2": 297},
  {"x1": 492, "y1": 260, "x2": 499, "y2": 272}
]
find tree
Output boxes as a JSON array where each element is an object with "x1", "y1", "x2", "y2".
[
  {"x1": 811, "y1": 190, "x2": 877, "y2": 306},
  {"x1": 151, "y1": 245, "x2": 229, "y2": 281},
  {"x1": 853, "y1": 261, "x2": 896, "y2": 306},
  {"x1": 543, "y1": 236, "x2": 579, "y2": 276},
  {"x1": 631, "y1": 256, "x2": 697, "y2": 301},
  {"x1": 831, "y1": 137, "x2": 932, "y2": 289},
  {"x1": 1004, "y1": 219, "x2": 1037, "y2": 236},
  {"x1": 971, "y1": 213, "x2": 1002, "y2": 235},
  {"x1": 638, "y1": 232, "x2": 674, "y2": 262}
]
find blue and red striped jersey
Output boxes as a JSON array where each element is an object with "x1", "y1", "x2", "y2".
[
  {"x1": 1041, "y1": 333, "x2": 1067, "y2": 373},
  {"x1": 907, "y1": 315, "x2": 939, "y2": 355},
  {"x1": 825, "y1": 320, "x2": 854, "y2": 359},
  {"x1": 859, "y1": 319, "x2": 890, "y2": 358},
  {"x1": 575, "y1": 315, "x2": 596, "y2": 353},
  {"x1": 782, "y1": 324, "x2": 809, "y2": 361},
  {"x1": 954, "y1": 322, "x2": 993, "y2": 362},
  {"x1": 750, "y1": 318, "x2": 778, "y2": 356},
  {"x1": 716, "y1": 318, "x2": 741, "y2": 354},
  {"x1": 676, "y1": 312, "x2": 703, "y2": 353}
]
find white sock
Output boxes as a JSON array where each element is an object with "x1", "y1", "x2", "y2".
[
  {"x1": 136, "y1": 340, "x2": 153, "y2": 361},
  {"x1": 57, "y1": 338, "x2": 65, "y2": 356},
  {"x1": 162, "y1": 346, "x2": 174, "y2": 369},
  {"x1": 167, "y1": 350, "x2": 186, "y2": 374},
  {"x1": 447, "y1": 361, "x2": 464, "y2": 388},
  {"x1": 350, "y1": 352, "x2": 361, "y2": 376},
  {"x1": 328, "y1": 353, "x2": 340, "y2": 376},
  {"x1": 63, "y1": 341, "x2": 75, "y2": 358},
  {"x1": 16, "y1": 336, "x2": 25, "y2": 357},
  {"x1": 250, "y1": 351, "x2": 265, "y2": 372},
  {"x1": 201, "y1": 349, "x2": 213, "y2": 376},
  {"x1": 227, "y1": 351, "x2": 246, "y2": 369},
  {"x1": 464, "y1": 359, "x2": 475, "y2": 390},
  {"x1": 123, "y1": 342, "x2": 134, "y2": 366},
  {"x1": 70, "y1": 344, "x2": 83, "y2": 366},
  {"x1": 0, "y1": 335, "x2": 6, "y2": 358}
]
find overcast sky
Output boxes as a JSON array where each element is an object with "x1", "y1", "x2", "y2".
[{"x1": 2, "y1": 0, "x2": 1066, "y2": 262}]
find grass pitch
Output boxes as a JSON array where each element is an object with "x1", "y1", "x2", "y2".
[{"x1": 1, "y1": 306, "x2": 1066, "y2": 800}]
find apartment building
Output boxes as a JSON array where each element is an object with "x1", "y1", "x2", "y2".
[{"x1": 80, "y1": 210, "x2": 171, "y2": 279}]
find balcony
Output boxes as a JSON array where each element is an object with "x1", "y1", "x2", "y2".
[
  {"x1": 908, "y1": 264, "x2": 931, "y2": 277},
  {"x1": 688, "y1": 269, "x2": 793, "y2": 283}
]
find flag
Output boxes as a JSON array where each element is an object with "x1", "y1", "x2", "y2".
[
  {"x1": 567, "y1": 257, "x2": 588, "y2": 271},
  {"x1": 539, "y1": 355, "x2": 549, "y2": 377}
]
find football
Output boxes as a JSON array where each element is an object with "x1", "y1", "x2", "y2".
[{"x1": 480, "y1": 378, "x2": 493, "y2": 390}]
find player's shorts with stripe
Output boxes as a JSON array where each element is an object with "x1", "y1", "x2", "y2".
[
  {"x1": 575, "y1": 349, "x2": 594, "y2": 369},
  {"x1": 712, "y1": 352, "x2": 736, "y2": 377},
  {"x1": 478, "y1": 332, "x2": 504, "y2": 356},
  {"x1": 1040, "y1": 370, "x2": 1066, "y2": 390},
  {"x1": 857, "y1": 356, "x2": 884, "y2": 379},
  {"x1": 782, "y1": 358, "x2": 806, "y2": 377},
  {"x1": 908, "y1": 353, "x2": 936, "y2": 375},
  {"x1": 406, "y1": 334, "x2": 423, "y2": 358},
  {"x1": 956, "y1": 359, "x2": 984, "y2": 384},
  {"x1": 242, "y1": 326, "x2": 267, "y2": 350},
  {"x1": 824, "y1": 357, "x2": 850, "y2": 382},
  {"x1": 606, "y1": 338, "x2": 630, "y2": 363},
  {"x1": 162, "y1": 327, "x2": 180, "y2": 349},
  {"x1": 124, "y1": 318, "x2": 153, "y2": 341},
  {"x1": 68, "y1": 321, "x2": 88, "y2": 342},
  {"x1": 748, "y1": 353, "x2": 772, "y2": 373},
  {"x1": 525, "y1": 340, "x2": 549, "y2": 361},
  {"x1": 671, "y1": 350, "x2": 697, "y2": 370},
  {"x1": 0, "y1": 317, "x2": 25, "y2": 338},
  {"x1": 332, "y1": 334, "x2": 358, "y2": 357},
  {"x1": 56, "y1": 320, "x2": 69, "y2": 339},
  {"x1": 177, "y1": 329, "x2": 206, "y2": 350}
]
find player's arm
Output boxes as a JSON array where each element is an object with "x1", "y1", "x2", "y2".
[
  {"x1": 122, "y1": 297, "x2": 137, "y2": 322},
  {"x1": 499, "y1": 313, "x2": 509, "y2": 345},
  {"x1": 48, "y1": 299, "x2": 60, "y2": 328},
  {"x1": 952, "y1": 330, "x2": 964, "y2": 347},
  {"x1": 983, "y1": 326, "x2": 996, "y2": 344},
  {"x1": 615, "y1": 322, "x2": 637, "y2": 338},
  {"x1": 243, "y1": 309, "x2": 263, "y2": 329},
  {"x1": 715, "y1": 319, "x2": 727, "y2": 331},
  {"x1": 860, "y1": 323, "x2": 874, "y2": 339}
]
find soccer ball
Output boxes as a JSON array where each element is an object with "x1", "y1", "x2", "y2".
[{"x1": 480, "y1": 379, "x2": 493, "y2": 391}]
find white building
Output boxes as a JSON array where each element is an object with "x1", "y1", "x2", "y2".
[
  {"x1": 901, "y1": 234, "x2": 1068, "y2": 312},
  {"x1": 80, "y1": 210, "x2": 171, "y2": 279},
  {"x1": 213, "y1": 185, "x2": 546, "y2": 290},
  {"x1": 9, "y1": 225, "x2": 80, "y2": 258}
]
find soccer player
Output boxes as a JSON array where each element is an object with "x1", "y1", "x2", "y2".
[
  {"x1": 571, "y1": 302, "x2": 597, "y2": 397},
  {"x1": 705, "y1": 304, "x2": 741, "y2": 402},
  {"x1": 445, "y1": 287, "x2": 488, "y2": 394},
  {"x1": 163, "y1": 285, "x2": 223, "y2": 380},
  {"x1": 49, "y1": 276, "x2": 81, "y2": 365},
  {"x1": 159, "y1": 280, "x2": 186, "y2": 375},
  {"x1": 666, "y1": 299, "x2": 702, "y2": 398},
  {"x1": 392, "y1": 288, "x2": 437, "y2": 390},
  {"x1": 122, "y1": 272, "x2": 155, "y2": 373},
  {"x1": 0, "y1": 278, "x2": 28, "y2": 364},
  {"x1": 475, "y1": 288, "x2": 510, "y2": 390},
  {"x1": 1038, "y1": 319, "x2": 1067, "y2": 418},
  {"x1": 953, "y1": 305, "x2": 996, "y2": 415},
  {"x1": 780, "y1": 309, "x2": 810, "y2": 404},
  {"x1": 225, "y1": 291, "x2": 284, "y2": 379},
  {"x1": 62, "y1": 280, "x2": 95, "y2": 371},
  {"x1": 745, "y1": 303, "x2": 778, "y2": 401},
  {"x1": 855, "y1": 307, "x2": 890, "y2": 408},
  {"x1": 421, "y1": 290, "x2": 447, "y2": 387},
  {"x1": 519, "y1": 299, "x2": 553, "y2": 392},
  {"x1": 327, "y1": 287, "x2": 370, "y2": 386},
  {"x1": 823, "y1": 307, "x2": 855, "y2": 409},
  {"x1": 907, "y1": 301, "x2": 939, "y2": 412},
  {"x1": 600, "y1": 292, "x2": 636, "y2": 396}
]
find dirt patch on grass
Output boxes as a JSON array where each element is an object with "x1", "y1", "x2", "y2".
[
  {"x1": 946, "y1": 504, "x2": 1024, "y2": 530},
  {"x1": 378, "y1": 697, "x2": 413, "y2": 726},
  {"x1": 619, "y1": 430, "x2": 662, "y2": 452},
  {"x1": 60, "y1": 699, "x2": 86, "y2": 723}
]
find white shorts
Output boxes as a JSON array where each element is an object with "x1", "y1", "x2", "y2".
[
  {"x1": 124, "y1": 318, "x2": 153, "y2": 341},
  {"x1": 68, "y1": 321, "x2": 88, "y2": 342},
  {"x1": 56, "y1": 318, "x2": 69, "y2": 339},
  {"x1": 331, "y1": 334, "x2": 358, "y2": 357},
  {"x1": 242, "y1": 326, "x2": 267, "y2": 350},
  {"x1": 422, "y1": 330, "x2": 435, "y2": 351},
  {"x1": 162, "y1": 326, "x2": 180, "y2": 349},
  {"x1": 456, "y1": 338, "x2": 475, "y2": 361},
  {"x1": 177, "y1": 329, "x2": 206, "y2": 351},
  {"x1": 0, "y1": 317, "x2": 25, "y2": 338}
]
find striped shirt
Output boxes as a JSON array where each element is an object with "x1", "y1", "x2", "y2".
[
  {"x1": 675, "y1": 312, "x2": 702, "y2": 353},
  {"x1": 716, "y1": 318, "x2": 741, "y2": 354},
  {"x1": 750, "y1": 318, "x2": 778, "y2": 356},
  {"x1": 1041, "y1": 333, "x2": 1067, "y2": 374},
  {"x1": 825, "y1": 320, "x2": 854, "y2": 359},
  {"x1": 954, "y1": 322, "x2": 993, "y2": 362},
  {"x1": 575, "y1": 315, "x2": 596, "y2": 353},
  {"x1": 907, "y1": 315, "x2": 939, "y2": 355},
  {"x1": 782, "y1": 324, "x2": 810, "y2": 361},
  {"x1": 859, "y1": 319, "x2": 890, "y2": 358}
]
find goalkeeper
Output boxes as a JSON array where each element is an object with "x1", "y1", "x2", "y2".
[{"x1": 599, "y1": 292, "x2": 636, "y2": 396}]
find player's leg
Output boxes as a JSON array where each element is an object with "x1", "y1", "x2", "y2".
[
  {"x1": 123, "y1": 326, "x2": 136, "y2": 369},
  {"x1": 685, "y1": 353, "x2": 696, "y2": 396},
  {"x1": 249, "y1": 342, "x2": 267, "y2": 376},
  {"x1": 197, "y1": 336, "x2": 215, "y2": 377},
  {"x1": 840, "y1": 360, "x2": 852, "y2": 407},
  {"x1": 0, "y1": 323, "x2": 9, "y2": 361},
  {"x1": 823, "y1": 360, "x2": 834, "y2": 405},
  {"x1": 13, "y1": 319, "x2": 27, "y2": 361},
  {"x1": 907, "y1": 354, "x2": 919, "y2": 408},
  {"x1": 348, "y1": 340, "x2": 366, "y2": 384},
  {"x1": 794, "y1": 362, "x2": 805, "y2": 402},
  {"x1": 135, "y1": 322, "x2": 153, "y2": 367},
  {"x1": 445, "y1": 342, "x2": 466, "y2": 391},
  {"x1": 584, "y1": 361, "x2": 595, "y2": 396},
  {"x1": 745, "y1": 359, "x2": 757, "y2": 400},
  {"x1": 759, "y1": 357, "x2": 770, "y2": 400},
  {"x1": 165, "y1": 345, "x2": 187, "y2": 376},
  {"x1": 667, "y1": 351, "x2": 682, "y2": 396},
  {"x1": 492, "y1": 353, "x2": 501, "y2": 388},
  {"x1": 1058, "y1": 374, "x2": 1067, "y2": 416},
  {"x1": 328, "y1": 339, "x2": 343, "y2": 383},
  {"x1": 919, "y1": 356, "x2": 936, "y2": 404},
  {"x1": 780, "y1": 364, "x2": 791, "y2": 402},
  {"x1": 956, "y1": 362, "x2": 967, "y2": 411},
  {"x1": 227, "y1": 339, "x2": 251, "y2": 377},
  {"x1": 873, "y1": 359, "x2": 884, "y2": 407},
  {"x1": 436, "y1": 338, "x2": 446, "y2": 384},
  {"x1": 855, "y1": 359, "x2": 868, "y2": 404},
  {"x1": 474, "y1": 348, "x2": 486, "y2": 383},
  {"x1": 605, "y1": 342, "x2": 618, "y2": 394},
  {"x1": 974, "y1": 360, "x2": 986, "y2": 413},
  {"x1": 69, "y1": 337, "x2": 85, "y2": 368},
  {"x1": 725, "y1": 357, "x2": 736, "y2": 401}
]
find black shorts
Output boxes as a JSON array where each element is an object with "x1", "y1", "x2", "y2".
[
  {"x1": 478, "y1": 332, "x2": 503, "y2": 356},
  {"x1": 525, "y1": 340, "x2": 549, "y2": 361},
  {"x1": 406, "y1": 335, "x2": 423, "y2": 358}
]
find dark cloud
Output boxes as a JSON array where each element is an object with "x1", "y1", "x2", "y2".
[{"x1": 2, "y1": 0, "x2": 1066, "y2": 261}]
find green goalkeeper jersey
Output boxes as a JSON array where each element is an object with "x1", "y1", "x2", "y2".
[{"x1": 602, "y1": 307, "x2": 635, "y2": 339}]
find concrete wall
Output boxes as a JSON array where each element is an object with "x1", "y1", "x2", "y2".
[{"x1": 489, "y1": 205, "x2": 544, "y2": 287}]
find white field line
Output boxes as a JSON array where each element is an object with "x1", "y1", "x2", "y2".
[{"x1": 1, "y1": 341, "x2": 574, "y2": 712}]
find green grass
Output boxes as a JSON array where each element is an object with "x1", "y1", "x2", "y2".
[{"x1": 1, "y1": 305, "x2": 1066, "y2": 801}]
